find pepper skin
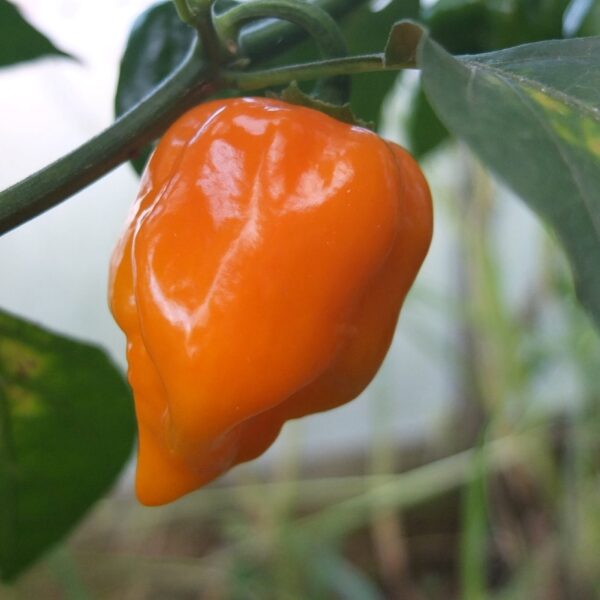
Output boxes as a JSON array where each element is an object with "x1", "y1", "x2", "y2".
[{"x1": 109, "y1": 97, "x2": 432, "y2": 506}]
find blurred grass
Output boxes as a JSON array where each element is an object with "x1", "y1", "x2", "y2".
[{"x1": 5, "y1": 141, "x2": 600, "y2": 599}]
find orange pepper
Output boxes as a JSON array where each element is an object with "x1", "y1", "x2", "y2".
[{"x1": 109, "y1": 97, "x2": 432, "y2": 506}]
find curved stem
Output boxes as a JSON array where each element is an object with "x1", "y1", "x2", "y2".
[
  {"x1": 0, "y1": 41, "x2": 213, "y2": 235},
  {"x1": 217, "y1": 0, "x2": 347, "y2": 58},
  {"x1": 185, "y1": 0, "x2": 223, "y2": 65},
  {"x1": 215, "y1": 0, "x2": 350, "y2": 103},
  {"x1": 239, "y1": 0, "x2": 364, "y2": 57}
]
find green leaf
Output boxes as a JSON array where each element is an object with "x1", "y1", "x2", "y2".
[
  {"x1": 418, "y1": 32, "x2": 600, "y2": 329},
  {"x1": 0, "y1": 309, "x2": 135, "y2": 581},
  {"x1": 114, "y1": 1, "x2": 195, "y2": 174},
  {"x1": 409, "y1": 0, "x2": 570, "y2": 157},
  {"x1": 424, "y1": 0, "x2": 570, "y2": 52},
  {"x1": 0, "y1": 0, "x2": 70, "y2": 68},
  {"x1": 407, "y1": 83, "x2": 450, "y2": 158}
]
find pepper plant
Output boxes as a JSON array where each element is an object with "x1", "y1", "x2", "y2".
[{"x1": 1, "y1": 0, "x2": 600, "y2": 586}]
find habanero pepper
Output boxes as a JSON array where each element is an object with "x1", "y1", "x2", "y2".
[{"x1": 108, "y1": 97, "x2": 433, "y2": 506}]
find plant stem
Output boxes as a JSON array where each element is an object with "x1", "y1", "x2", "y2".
[
  {"x1": 0, "y1": 41, "x2": 212, "y2": 236},
  {"x1": 216, "y1": 0, "x2": 350, "y2": 103},
  {"x1": 186, "y1": 0, "x2": 224, "y2": 65},
  {"x1": 217, "y1": 0, "x2": 347, "y2": 58},
  {"x1": 222, "y1": 53, "x2": 404, "y2": 91}
]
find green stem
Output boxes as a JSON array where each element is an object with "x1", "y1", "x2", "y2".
[
  {"x1": 0, "y1": 41, "x2": 212, "y2": 235},
  {"x1": 239, "y1": 0, "x2": 364, "y2": 56},
  {"x1": 216, "y1": 0, "x2": 350, "y2": 103},
  {"x1": 186, "y1": 0, "x2": 224, "y2": 65},
  {"x1": 217, "y1": 0, "x2": 347, "y2": 58},
  {"x1": 222, "y1": 53, "x2": 408, "y2": 91}
]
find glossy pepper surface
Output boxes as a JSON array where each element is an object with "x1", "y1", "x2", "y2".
[{"x1": 109, "y1": 97, "x2": 433, "y2": 506}]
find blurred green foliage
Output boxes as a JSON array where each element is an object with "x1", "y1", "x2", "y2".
[{"x1": 0, "y1": 0, "x2": 70, "y2": 68}]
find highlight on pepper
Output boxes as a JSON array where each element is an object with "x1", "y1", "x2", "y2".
[{"x1": 108, "y1": 97, "x2": 433, "y2": 506}]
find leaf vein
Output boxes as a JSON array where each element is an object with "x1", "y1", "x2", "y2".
[
  {"x1": 488, "y1": 67, "x2": 600, "y2": 242},
  {"x1": 466, "y1": 59, "x2": 600, "y2": 123}
]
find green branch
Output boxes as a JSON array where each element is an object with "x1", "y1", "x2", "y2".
[
  {"x1": 185, "y1": 0, "x2": 224, "y2": 65},
  {"x1": 222, "y1": 53, "x2": 412, "y2": 91},
  {"x1": 0, "y1": 41, "x2": 211, "y2": 235}
]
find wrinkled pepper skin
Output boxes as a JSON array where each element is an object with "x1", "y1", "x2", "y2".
[{"x1": 109, "y1": 97, "x2": 433, "y2": 506}]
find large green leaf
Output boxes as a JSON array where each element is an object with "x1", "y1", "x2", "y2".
[
  {"x1": 0, "y1": 309, "x2": 135, "y2": 581},
  {"x1": 410, "y1": 0, "x2": 571, "y2": 158},
  {"x1": 0, "y1": 0, "x2": 70, "y2": 68},
  {"x1": 416, "y1": 30, "x2": 600, "y2": 328}
]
